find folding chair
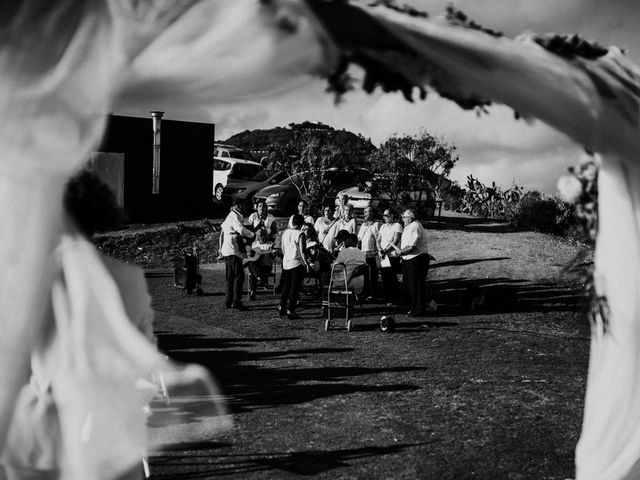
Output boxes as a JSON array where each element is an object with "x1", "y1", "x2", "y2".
[
  {"x1": 323, "y1": 262, "x2": 369, "y2": 331},
  {"x1": 141, "y1": 358, "x2": 171, "y2": 478}
]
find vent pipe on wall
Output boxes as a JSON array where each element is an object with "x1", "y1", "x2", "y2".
[{"x1": 151, "y1": 111, "x2": 163, "y2": 194}]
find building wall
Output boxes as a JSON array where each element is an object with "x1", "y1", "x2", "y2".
[{"x1": 97, "y1": 114, "x2": 215, "y2": 223}]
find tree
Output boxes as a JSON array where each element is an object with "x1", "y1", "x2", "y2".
[
  {"x1": 365, "y1": 130, "x2": 458, "y2": 216},
  {"x1": 266, "y1": 129, "x2": 371, "y2": 208}
]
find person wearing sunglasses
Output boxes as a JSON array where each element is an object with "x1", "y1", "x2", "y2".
[{"x1": 378, "y1": 209, "x2": 403, "y2": 306}]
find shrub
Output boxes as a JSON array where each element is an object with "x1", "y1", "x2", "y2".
[
  {"x1": 458, "y1": 175, "x2": 522, "y2": 219},
  {"x1": 508, "y1": 192, "x2": 581, "y2": 238}
]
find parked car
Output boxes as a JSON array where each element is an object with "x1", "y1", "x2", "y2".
[
  {"x1": 254, "y1": 168, "x2": 369, "y2": 214},
  {"x1": 336, "y1": 179, "x2": 435, "y2": 218},
  {"x1": 221, "y1": 169, "x2": 288, "y2": 206},
  {"x1": 213, "y1": 144, "x2": 263, "y2": 200}
]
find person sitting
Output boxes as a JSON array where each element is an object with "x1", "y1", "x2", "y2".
[
  {"x1": 331, "y1": 229, "x2": 350, "y2": 257},
  {"x1": 330, "y1": 233, "x2": 366, "y2": 294},
  {"x1": 246, "y1": 199, "x2": 277, "y2": 240},
  {"x1": 303, "y1": 223, "x2": 334, "y2": 294},
  {"x1": 245, "y1": 228, "x2": 275, "y2": 300}
]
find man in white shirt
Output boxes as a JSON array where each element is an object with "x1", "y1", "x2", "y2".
[
  {"x1": 220, "y1": 199, "x2": 255, "y2": 310},
  {"x1": 399, "y1": 208, "x2": 430, "y2": 317},
  {"x1": 357, "y1": 206, "x2": 381, "y2": 300}
]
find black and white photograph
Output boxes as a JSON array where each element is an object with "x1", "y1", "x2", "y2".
[{"x1": 1, "y1": 1, "x2": 639, "y2": 479}]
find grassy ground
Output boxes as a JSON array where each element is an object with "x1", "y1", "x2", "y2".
[{"x1": 102, "y1": 213, "x2": 593, "y2": 479}]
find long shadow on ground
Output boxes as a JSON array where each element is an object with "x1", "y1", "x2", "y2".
[
  {"x1": 427, "y1": 277, "x2": 588, "y2": 315},
  {"x1": 156, "y1": 335, "x2": 423, "y2": 415},
  {"x1": 150, "y1": 442, "x2": 429, "y2": 478},
  {"x1": 426, "y1": 214, "x2": 521, "y2": 233}
]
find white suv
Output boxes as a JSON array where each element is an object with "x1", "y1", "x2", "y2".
[{"x1": 213, "y1": 144, "x2": 263, "y2": 200}]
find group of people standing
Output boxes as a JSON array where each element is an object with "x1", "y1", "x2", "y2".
[{"x1": 219, "y1": 195, "x2": 434, "y2": 319}]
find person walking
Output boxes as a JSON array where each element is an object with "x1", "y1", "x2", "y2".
[
  {"x1": 378, "y1": 208, "x2": 404, "y2": 306},
  {"x1": 357, "y1": 206, "x2": 381, "y2": 301},
  {"x1": 279, "y1": 214, "x2": 312, "y2": 319},
  {"x1": 220, "y1": 199, "x2": 255, "y2": 310},
  {"x1": 399, "y1": 209, "x2": 430, "y2": 317}
]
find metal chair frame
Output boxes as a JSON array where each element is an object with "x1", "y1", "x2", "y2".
[{"x1": 323, "y1": 262, "x2": 368, "y2": 332}]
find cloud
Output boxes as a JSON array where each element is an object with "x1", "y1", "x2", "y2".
[{"x1": 120, "y1": 1, "x2": 640, "y2": 196}]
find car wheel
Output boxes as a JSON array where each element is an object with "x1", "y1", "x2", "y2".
[{"x1": 214, "y1": 184, "x2": 224, "y2": 201}]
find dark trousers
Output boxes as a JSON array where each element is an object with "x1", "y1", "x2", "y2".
[
  {"x1": 280, "y1": 265, "x2": 306, "y2": 312},
  {"x1": 225, "y1": 255, "x2": 245, "y2": 307},
  {"x1": 402, "y1": 253, "x2": 430, "y2": 315},
  {"x1": 247, "y1": 259, "x2": 271, "y2": 291},
  {"x1": 380, "y1": 257, "x2": 401, "y2": 303},
  {"x1": 363, "y1": 256, "x2": 379, "y2": 298}
]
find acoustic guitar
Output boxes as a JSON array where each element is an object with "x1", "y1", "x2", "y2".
[{"x1": 243, "y1": 247, "x2": 275, "y2": 265}]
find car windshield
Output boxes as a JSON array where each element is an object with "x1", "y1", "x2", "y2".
[
  {"x1": 213, "y1": 159, "x2": 231, "y2": 171},
  {"x1": 228, "y1": 150, "x2": 254, "y2": 161},
  {"x1": 250, "y1": 170, "x2": 269, "y2": 182},
  {"x1": 280, "y1": 169, "x2": 368, "y2": 186},
  {"x1": 229, "y1": 164, "x2": 263, "y2": 180}
]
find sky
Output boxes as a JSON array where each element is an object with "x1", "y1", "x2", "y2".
[{"x1": 120, "y1": 0, "x2": 640, "y2": 194}]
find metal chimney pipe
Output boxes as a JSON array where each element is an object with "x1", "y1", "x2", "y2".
[{"x1": 151, "y1": 111, "x2": 163, "y2": 194}]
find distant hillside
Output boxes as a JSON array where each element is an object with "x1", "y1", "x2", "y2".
[{"x1": 221, "y1": 121, "x2": 376, "y2": 154}]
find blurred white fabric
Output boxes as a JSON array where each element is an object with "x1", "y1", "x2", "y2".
[{"x1": 2, "y1": 1, "x2": 640, "y2": 479}]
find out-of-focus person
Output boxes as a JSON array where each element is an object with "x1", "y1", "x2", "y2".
[{"x1": 0, "y1": 171, "x2": 156, "y2": 480}]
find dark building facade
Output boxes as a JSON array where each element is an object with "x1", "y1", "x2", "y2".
[{"x1": 92, "y1": 114, "x2": 215, "y2": 223}]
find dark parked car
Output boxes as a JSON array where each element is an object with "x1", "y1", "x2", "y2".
[
  {"x1": 253, "y1": 168, "x2": 369, "y2": 214},
  {"x1": 221, "y1": 169, "x2": 288, "y2": 206}
]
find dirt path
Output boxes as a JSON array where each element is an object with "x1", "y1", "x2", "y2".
[{"x1": 143, "y1": 220, "x2": 591, "y2": 479}]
